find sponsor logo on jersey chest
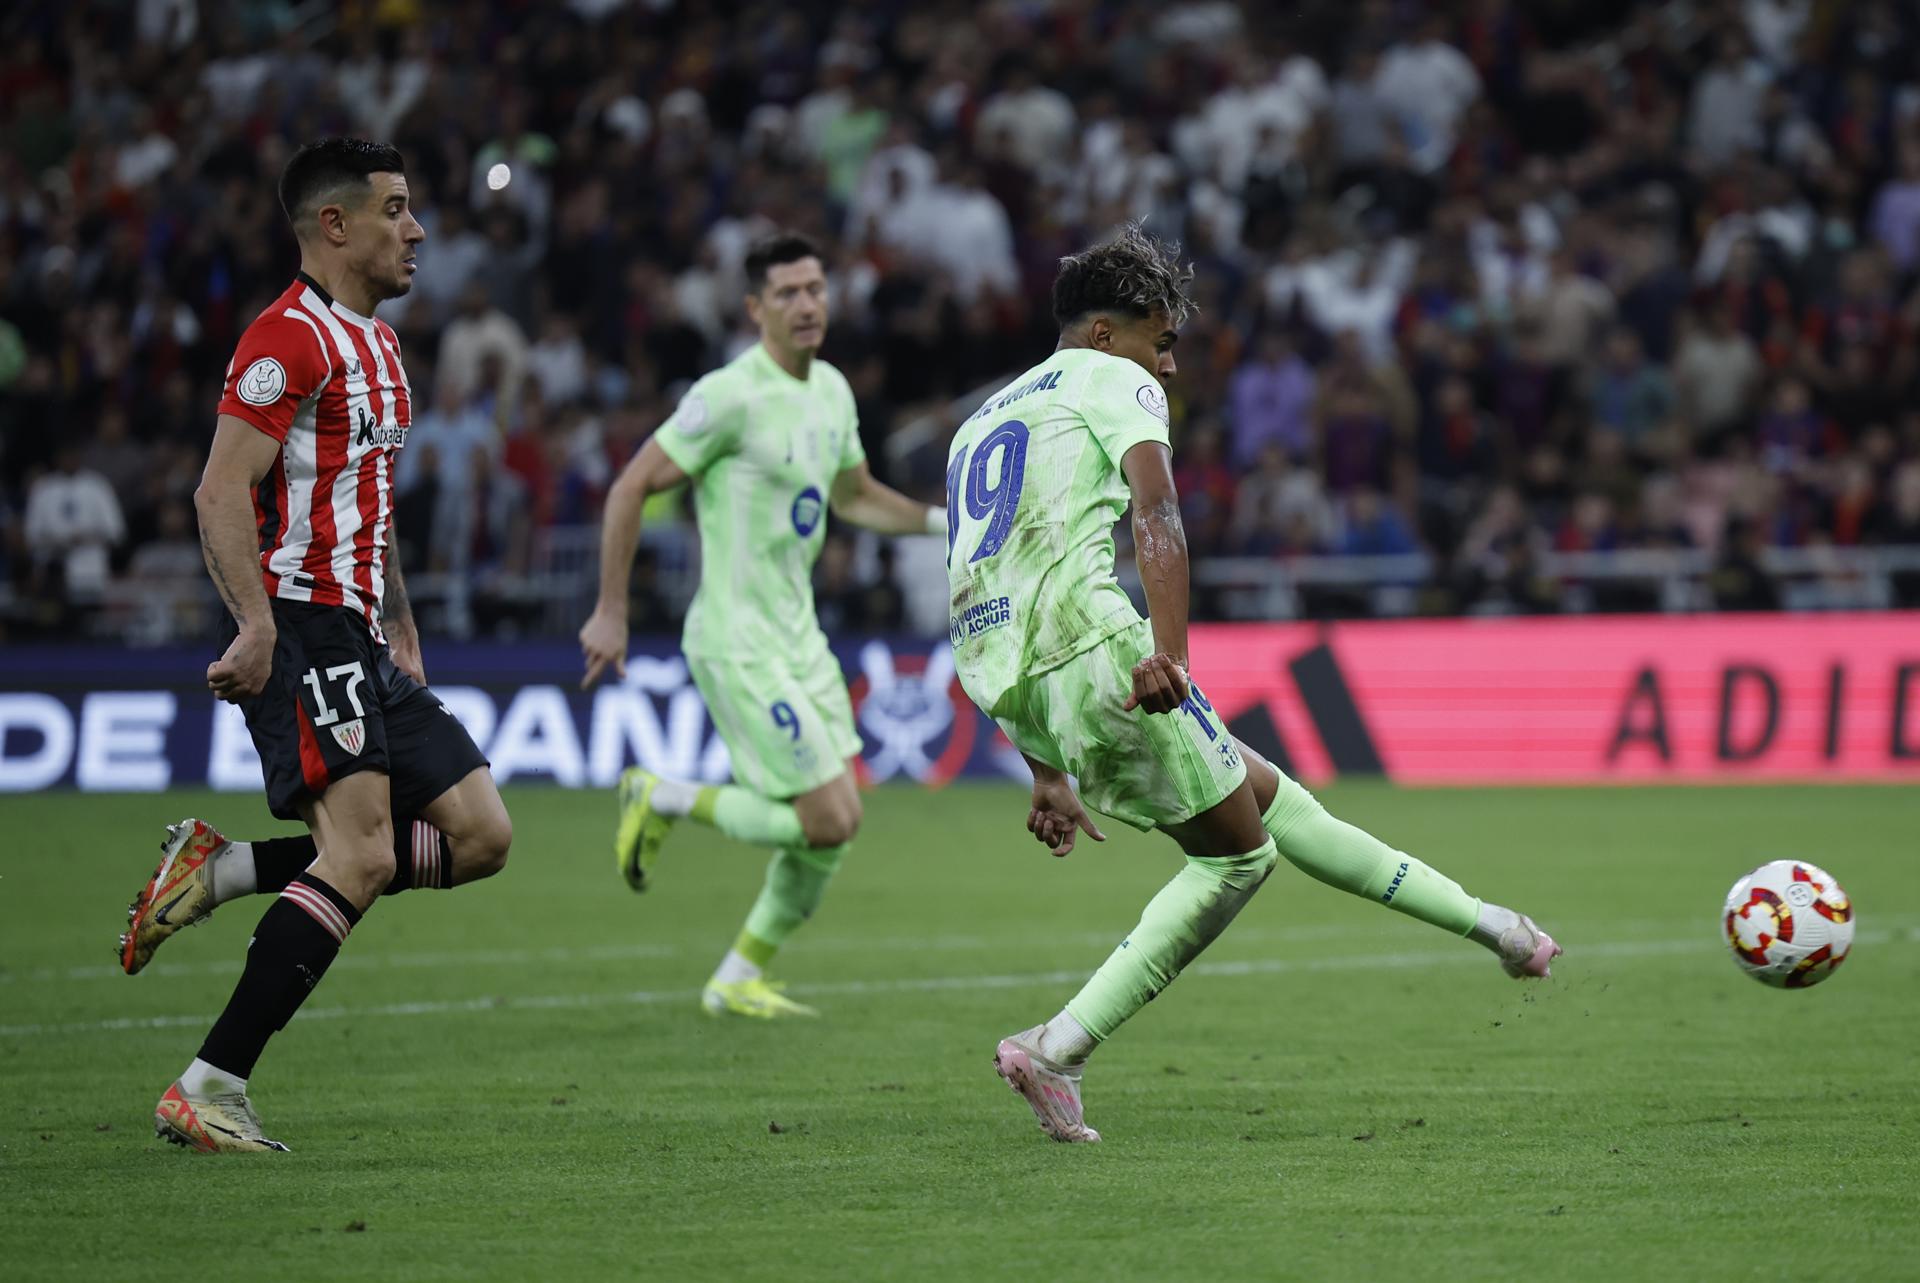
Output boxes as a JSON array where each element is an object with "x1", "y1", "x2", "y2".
[{"x1": 790, "y1": 486, "x2": 824, "y2": 537}]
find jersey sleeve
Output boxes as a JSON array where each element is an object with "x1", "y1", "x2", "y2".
[
  {"x1": 652, "y1": 376, "x2": 740, "y2": 478},
  {"x1": 217, "y1": 311, "x2": 332, "y2": 442},
  {"x1": 1080, "y1": 356, "x2": 1172, "y2": 469},
  {"x1": 836, "y1": 376, "x2": 866, "y2": 472}
]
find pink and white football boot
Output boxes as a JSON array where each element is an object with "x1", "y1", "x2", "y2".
[{"x1": 993, "y1": 1027, "x2": 1101, "y2": 1143}]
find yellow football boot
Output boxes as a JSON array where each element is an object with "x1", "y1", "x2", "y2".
[
  {"x1": 614, "y1": 768, "x2": 676, "y2": 893},
  {"x1": 121, "y1": 819, "x2": 226, "y2": 975}
]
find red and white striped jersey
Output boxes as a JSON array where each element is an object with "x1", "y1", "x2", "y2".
[{"x1": 218, "y1": 273, "x2": 413, "y2": 635}]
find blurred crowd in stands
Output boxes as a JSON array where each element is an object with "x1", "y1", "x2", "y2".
[{"x1": 5, "y1": 0, "x2": 1920, "y2": 640}]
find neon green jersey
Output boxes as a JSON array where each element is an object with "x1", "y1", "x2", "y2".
[
  {"x1": 654, "y1": 342, "x2": 865, "y2": 661},
  {"x1": 944, "y1": 347, "x2": 1172, "y2": 709}
]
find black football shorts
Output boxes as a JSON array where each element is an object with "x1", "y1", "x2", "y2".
[{"x1": 222, "y1": 601, "x2": 488, "y2": 820}]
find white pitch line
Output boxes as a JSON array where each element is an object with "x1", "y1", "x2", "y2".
[
  {"x1": 0, "y1": 921, "x2": 1424, "y2": 987},
  {"x1": 1, "y1": 929, "x2": 1906, "y2": 1041}
]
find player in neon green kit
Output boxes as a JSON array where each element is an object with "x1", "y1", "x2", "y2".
[
  {"x1": 581, "y1": 232, "x2": 944, "y2": 1018},
  {"x1": 952, "y1": 226, "x2": 1563, "y2": 1143}
]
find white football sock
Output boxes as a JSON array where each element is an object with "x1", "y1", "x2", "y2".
[
  {"x1": 211, "y1": 841, "x2": 257, "y2": 904},
  {"x1": 710, "y1": 949, "x2": 762, "y2": 986},
  {"x1": 179, "y1": 1057, "x2": 246, "y2": 1098},
  {"x1": 1034, "y1": 1010, "x2": 1097, "y2": 1066},
  {"x1": 649, "y1": 778, "x2": 700, "y2": 817},
  {"x1": 1469, "y1": 901, "x2": 1522, "y2": 952}
]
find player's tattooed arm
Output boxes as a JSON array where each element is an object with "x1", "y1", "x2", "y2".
[
  {"x1": 829, "y1": 461, "x2": 941, "y2": 535},
  {"x1": 197, "y1": 416, "x2": 282, "y2": 702},
  {"x1": 1120, "y1": 441, "x2": 1191, "y2": 714},
  {"x1": 581, "y1": 434, "x2": 689, "y2": 689},
  {"x1": 383, "y1": 523, "x2": 426, "y2": 685}
]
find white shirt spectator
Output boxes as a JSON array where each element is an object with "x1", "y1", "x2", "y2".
[
  {"x1": 1153, "y1": 1, "x2": 1243, "y2": 45},
  {"x1": 1294, "y1": 241, "x2": 1418, "y2": 362},
  {"x1": 1374, "y1": 37, "x2": 1480, "y2": 173},
  {"x1": 26, "y1": 465, "x2": 125, "y2": 599},
  {"x1": 1178, "y1": 56, "x2": 1326, "y2": 192},
  {"x1": 1673, "y1": 322, "x2": 1763, "y2": 434},
  {"x1": 389, "y1": 210, "x2": 491, "y2": 328},
  {"x1": 137, "y1": 0, "x2": 197, "y2": 50},
  {"x1": 115, "y1": 124, "x2": 178, "y2": 189},
  {"x1": 438, "y1": 297, "x2": 530, "y2": 410},
  {"x1": 1743, "y1": 0, "x2": 1809, "y2": 67},
  {"x1": 974, "y1": 80, "x2": 1076, "y2": 176},
  {"x1": 528, "y1": 319, "x2": 591, "y2": 408},
  {"x1": 336, "y1": 55, "x2": 428, "y2": 142},
  {"x1": 878, "y1": 181, "x2": 1019, "y2": 303},
  {"x1": 1690, "y1": 54, "x2": 1771, "y2": 167},
  {"x1": 1081, "y1": 127, "x2": 1180, "y2": 225},
  {"x1": 1694, "y1": 205, "x2": 1814, "y2": 282},
  {"x1": 792, "y1": 82, "x2": 852, "y2": 163},
  {"x1": 847, "y1": 142, "x2": 937, "y2": 243},
  {"x1": 200, "y1": 43, "x2": 272, "y2": 121}
]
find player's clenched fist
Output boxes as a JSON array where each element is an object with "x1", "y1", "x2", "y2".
[
  {"x1": 207, "y1": 628, "x2": 275, "y2": 703},
  {"x1": 1122, "y1": 652, "x2": 1189, "y2": 715},
  {"x1": 578, "y1": 607, "x2": 629, "y2": 689}
]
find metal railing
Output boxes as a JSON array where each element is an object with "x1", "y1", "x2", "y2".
[{"x1": 60, "y1": 537, "x2": 1920, "y2": 645}]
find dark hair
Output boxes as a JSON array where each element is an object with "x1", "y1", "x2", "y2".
[
  {"x1": 743, "y1": 231, "x2": 822, "y2": 291},
  {"x1": 1052, "y1": 223, "x2": 1197, "y2": 330},
  {"x1": 278, "y1": 137, "x2": 407, "y2": 228}
]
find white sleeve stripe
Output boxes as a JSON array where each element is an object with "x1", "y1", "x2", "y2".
[{"x1": 280, "y1": 306, "x2": 334, "y2": 379}]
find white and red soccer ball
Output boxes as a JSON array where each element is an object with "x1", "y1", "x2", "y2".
[{"x1": 1723, "y1": 860, "x2": 1854, "y2": 989}]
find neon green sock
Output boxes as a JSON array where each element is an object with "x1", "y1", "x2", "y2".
[
  {"x1": 736, "y1": 843, "x2": 849, "y2": 966},
  {"x1": 1064, "y1": 837, "x2": 1277, "y2": 1042},
  {"x1": 691, "y1": 785, "x2": 805, "y2": 847},
  {"x1": 1260, "y1": 774, "x2": 1479, "y2": 936}
]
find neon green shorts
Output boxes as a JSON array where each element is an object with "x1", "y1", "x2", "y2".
[
  {"x1": 687, "y1": 649, "x2": 862, "y2": 799},
  {"x1": 991, "y1": 619, "x2": 1246, "y2": 831}
]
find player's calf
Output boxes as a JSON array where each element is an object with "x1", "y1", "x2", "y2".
[{"x1": 419, "y1": 766, "x2": 513, "y2": 885}]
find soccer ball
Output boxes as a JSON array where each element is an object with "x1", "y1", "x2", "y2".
[{"x1": 1722, "y1": 860, "x2": 1855, "y2": 989}]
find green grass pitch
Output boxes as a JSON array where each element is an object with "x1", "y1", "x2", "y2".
[{"x1": 4, "y1": 783, "x2": 1917, "y2": 1281}]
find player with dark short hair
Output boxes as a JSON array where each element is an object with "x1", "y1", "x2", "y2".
[
  {"x1": 579, "y1": 229, "x2": 944, "y2": 1017},
  {"x1": 117, "y1": 137, "x2": 513, "y2": 1152}
]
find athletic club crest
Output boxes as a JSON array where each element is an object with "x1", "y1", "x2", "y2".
[
  {"x1": 848, "y1": 642, "x2": 976, "y2": 787},
  {"x1": 331, "y1": 718, "x2": 366, "y2": 756}
]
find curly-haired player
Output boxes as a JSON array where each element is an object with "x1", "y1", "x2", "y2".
[{"x1": 947, "y1": 225, "x2": 1562, "y2": 1143}]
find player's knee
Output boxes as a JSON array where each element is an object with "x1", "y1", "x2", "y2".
[
  {"x1": 801, "y1": 802, "x2": 858, "y2": 849},
  {"x1": 1216, "y1": 840, "x2": 1278, "y2": 893},
  {"x1": 340, "y1": 831, "x2": 398, "y2": 895}
]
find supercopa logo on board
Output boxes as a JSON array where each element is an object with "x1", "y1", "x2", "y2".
[{"x1": 3, "y1": 616, "x2": 1919, "y2": 791}]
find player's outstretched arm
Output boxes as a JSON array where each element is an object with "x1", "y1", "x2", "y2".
[
  {"x1": 829, "y1": 460, "x2": 946, "y2": 536},
  {"x1": 197, "y1": 415, "x2": 283, "y2": 702},
  {"x1": 1119, "y1": 440, "x2": 1190, "y2": 715},
  {"x1": 580, "y1": 435, "x2": 689, "y2": 689},
  {"x1": 1022, "y1": 753, "x2": 1106, "y2": 857},
  {"x1": 383, "y1": 520, "x2": 425, "y2": 685}
]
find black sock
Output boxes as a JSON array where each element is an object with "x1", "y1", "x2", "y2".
[
  {"x1": 197, "y1": 873, "x2": 361, "y2": 1080},
  {"x1": 247, "y1": 822, "x2": 451, "y2": 896},
  {"x1": 387, "y1": 819, "x2": 454, "y2": 893},
  {"x1": 250, "y1": 836, "x2": 317, "y2": 893}
]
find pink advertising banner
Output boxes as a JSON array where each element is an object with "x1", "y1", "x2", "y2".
[{"x1": 1189, "y1": 614, "x2": 1920, "y2": 786}]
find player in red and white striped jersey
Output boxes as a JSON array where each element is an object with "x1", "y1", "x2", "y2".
[
  {"x1": 217, "y1": 269, "x2": 414, "y2": 632},
  {"x1": 117, "y1": 139, "x2": 514, "y2": 1154}
]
